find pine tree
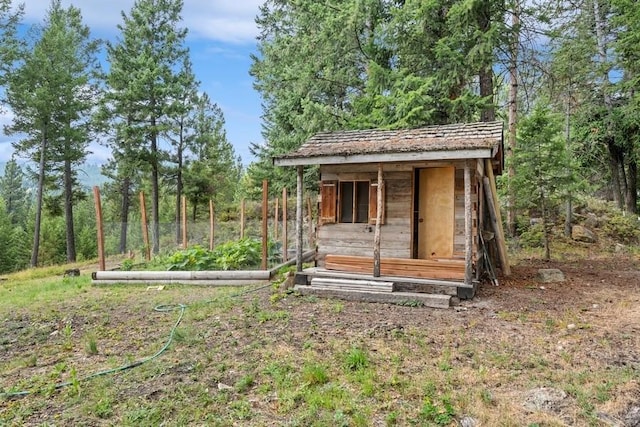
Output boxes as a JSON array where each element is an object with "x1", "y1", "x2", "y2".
[
  {"x1": 106, "y1": 0, "x2": 191, "y2": 254},
  {"x1": 183, "y1": 92, "x2": 241, "y2": 217},
  {"x1": 511, "y1": 102, "x2": 578, "y2": 259},
  {"x1": 0, "y1": 157, "x2": 29, "y2": 225},
  {"x1": 5, "y1": 0, "x2": 100, "y2": 265}
]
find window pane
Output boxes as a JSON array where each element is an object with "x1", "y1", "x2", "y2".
[
  {"x1": 340, "y1": 182, "x2": 354, "y2": 223},
  {"x1": 355, "y1": 181, "x2": 369, "y2": 223}
]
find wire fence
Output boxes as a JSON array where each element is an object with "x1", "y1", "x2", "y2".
[{"x1": 101, "y1": 217, "x2": 315, "y2": 269}]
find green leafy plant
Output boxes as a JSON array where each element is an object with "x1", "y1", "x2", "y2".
[
  {"x1": 418, "y1": 396, "x2": 455, "y2": 426},
  {"x1": 344, "y1": 346, "x2": 369, "y2": 372}
]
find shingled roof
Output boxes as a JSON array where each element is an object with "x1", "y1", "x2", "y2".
[{"x1": 274, "y1": 121, "x2": 504, "y2": 166}]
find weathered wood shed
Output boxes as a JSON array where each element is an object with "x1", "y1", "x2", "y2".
[{"x1": 274, "y1": 121, "x2": 509, "y2": 308}]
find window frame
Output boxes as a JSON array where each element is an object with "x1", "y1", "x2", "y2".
[{"x1": 319, "y1": 179, "x2": 385, "y2": 225}]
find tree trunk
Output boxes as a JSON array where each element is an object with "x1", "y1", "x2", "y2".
[
  {"x1": 506, "y1": 1, "x2": 520, "y2": 237},
  {"x1": 477, "y1": 5, "x2": 495, "y2": 123},
  {"x1": 626, "y1": 159, "x2": 638, "y2": 214},
  {"x1": 540, "y1": 189, "x2": 550, "y2": 261},
  {"x1": 593, "y1": 0, "x2": 624, "y2": 209},
  {"x1": 175, "y1": 135, "x2": 183, "y2": 244},
  {"x1": 150, "y1": 126, "x2": 160, "y2": 255},
  {"x1": 119, "y1": 175, "x2": 131, "y2": 254},
  {"x1": 564, "y1": 99, "x2": 572, "y2": 237},
  {"x1": 64, "y1": 156, "x2": 76, "y2": 262},
  {"x1": 607, "y1": 141, "x2": 624, "y2": 209},
  {"x1": 30, "y1": 131, "x2": 47, "y2": 268}
]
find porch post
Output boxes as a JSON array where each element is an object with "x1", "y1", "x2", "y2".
[
  {"x1": 464, "y1": 161, "x2": 473, "y2": 286},
  {"x1": 296, "y1": 165, "x2": 304, "y2": 272},
  {"x1": 373, "y1": 163, "x2": 383, "y2": 277}
]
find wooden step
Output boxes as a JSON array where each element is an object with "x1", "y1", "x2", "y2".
[
  {"x1": 295, "y1": 285, "x2": 451, "y2": 309},
  {"x1": 310, "y1": 277, "x2": 394, "y2": 293}
]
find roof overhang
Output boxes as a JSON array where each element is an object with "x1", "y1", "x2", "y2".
[{"x1": 274, "y1": 147, "x2": 496, "y2": 167}]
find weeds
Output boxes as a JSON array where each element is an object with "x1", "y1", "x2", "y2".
[{"x1": 343, "y1": 346, "x2": 369, "y2": 372}]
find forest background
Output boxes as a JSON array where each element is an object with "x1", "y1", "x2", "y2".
[{"x1": 0, "y1": 0, "x2": 638, "y2": 274}]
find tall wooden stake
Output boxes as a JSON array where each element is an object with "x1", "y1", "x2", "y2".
[
  {"x1": 209, "y1": 200, "x2": 215, "y2": 250},
  {"x1": 261, "y1": 180, "x2": 269, "y2": 270},
  {"x1": 181, "y1": 195, "x2": 187, "y2": 249},
  {"x1": 282, "y1": 187, "x2": 288, "y2": 262},
  {"x1": 93, "y1": 186, "x2": 106, "y2": 271},
  {"x1": 464, "y1": 162, "x2": 473, "y2": 286},
  {"x1": 139, "y1": 191, "x2": 151, "y2": 261},
  {"x1": 373, "y1": 164, "x2": 383, "y2": 277},
  {"x1": 306, "y1": 196, "x2": 314, "y2": 249},
  {"x1": 274, "y1": 197, "x2": 279, "y2": 240},
  {"x1": 296, "y1": 166, "x2": 304, "y2": 272},
  {"x1": 485, "y1": 159, "x2": 511, "y2": 276},
  {"x1": 240, "y1": 199, "x2": 245, "y2": 239}
]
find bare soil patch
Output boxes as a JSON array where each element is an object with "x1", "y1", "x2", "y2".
[{"x1": 1, "y1": 255, "x2": 640, "y2": 425}]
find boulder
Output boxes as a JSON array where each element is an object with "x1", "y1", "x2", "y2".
[
  {"x1": 584, "y1": 213, "x2": 600, "y2": 229},
  {"x1": 523, "y1": 387, "x2": 568, "y2": 413},
  {"x1": 572, "y1": 225, "x2": 597, "y2": 243},
  {"x1": 537, "y1": 269, "x2": 565, "y2": 283}
]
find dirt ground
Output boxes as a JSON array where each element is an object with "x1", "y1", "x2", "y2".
[{"x1": 2, "y1": 254, "x2": 640, "y2": 425}]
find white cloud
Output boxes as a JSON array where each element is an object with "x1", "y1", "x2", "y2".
[{"x1": 16, "y1": 0, "x2": 263, "y2": 44}]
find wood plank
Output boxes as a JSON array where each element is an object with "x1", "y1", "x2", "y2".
[
  {"x1": 304, "y1": 267, "x2": 472, "y2": 288},
  {"x1": 419, "y1": 167, "x2": 455, "y2": 259},
  {"x1": 325, "y1": 254, "x2": 466, "y2": 280},
  {"x1": 294, "y1": 286, "x2": 452, "y2": 309},
  {"x1": 310, "y1": 278, "x2": 394, "y2": 292}
]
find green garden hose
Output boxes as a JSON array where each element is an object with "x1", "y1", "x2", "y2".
[{"x1": 0, "y1": 282, "x2": 273, "y2": 399}]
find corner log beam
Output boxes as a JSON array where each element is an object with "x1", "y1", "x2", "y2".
[
  {"x1": 464, "y1": 161, "x2": 473, "y2": 286},
  {"x1": 373, "y1": 163, "x2": 383, "y2": 277},
  {"x1": 296, "y1": 165, "x2": 304, "y2": 272}
]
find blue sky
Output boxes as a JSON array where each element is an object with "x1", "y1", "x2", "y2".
[{"x1": 1, "y1": 0, "x2": 264, "y2": 165}]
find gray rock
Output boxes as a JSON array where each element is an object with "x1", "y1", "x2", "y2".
[
  {"x1": 597, "y1": 412, "x2": 624, "y2": 426},
  {"x1": 572, "y1": 225, "x2": 597, "y2": 243},
  {"x1": 615, "y1": 243, "x2": 626, "y2": 254},
  {"x1": 523, "y1": 387, "x2": 567, "y2": 412},
  {"x1": 458, "y1": 415, "x2": 480, "y2": 427},
  {"x1": 537, "y1": 269, "x2": 566, "y2": 283},
  {"x1": 624, "y1": 406, "x2": 640, "y2": 427},
  {"x1": 584, "y1": 213, "x2": 600, "y2": 229}
]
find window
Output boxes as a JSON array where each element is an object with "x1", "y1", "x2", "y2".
[
  {"x1": 340, "y1": 181, "x2": 369, "y2": 223},
  {"x1": 320, "y1": 179, "x2": 384, "y2": 225}
]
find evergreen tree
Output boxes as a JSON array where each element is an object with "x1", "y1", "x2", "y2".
[
  {"x1": 5, "y1": 0, "x2": 100, "y2": 266},
  {"x1": 183, "y1": 92, "x2": 241, "y2": 217},
  {"x1": 166, "y1": 57, "x2": 198, "y2": 242},
  {"x1": 106, "y1": 0, "x2": 191, "y2": 254},
  {"x1": 0, "y1": 157, "x2": 29, "y2": 225},
  {"x1": 511, "y1": 102, "x2": 578, "y2": 259},
  {"x1": 250, "y1": 0, "x2": 511, "y2": 194}
]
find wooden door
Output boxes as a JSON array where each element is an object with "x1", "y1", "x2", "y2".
[{"x1": 417, "y1": 167, "x2": 455, "y2": 259}]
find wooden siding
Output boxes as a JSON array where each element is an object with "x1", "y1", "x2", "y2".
[
  {"x1": 318, "y1": 166, "x2": 413, "y2": 266},
  {"x1": 325, "y1": 255, "x2": 465, "y2": 280},
  {"x1": 317, "y1": 161, "x2": 480, "y2": 270}
]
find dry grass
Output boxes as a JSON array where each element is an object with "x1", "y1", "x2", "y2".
[{"x1": 1, "y1": 255, "x2": 639, "y2": 426}]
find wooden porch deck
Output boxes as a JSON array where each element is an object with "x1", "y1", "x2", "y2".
[
  {"x1": 324, "y1": 254, "x2": 466, "y2": 280},
  {"x1": 294, "y1": 261, "x2": 478, "y2": 308}
]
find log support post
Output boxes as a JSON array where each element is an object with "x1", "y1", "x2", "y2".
[
  {"x1": 373, "y1": 163, "x2": 383, "y2": 277},
  {"x1": 296, "y1": 166, "x2": 304, "y2": 272},
  {"x1": 464, "y1": 161, "x2": 473, "y2": 286},
  {"x1": 261, "y1": 180, "x2": 268, "y2": 270},
  {"x1": 93, "y1": 186, "x2": 106, "y2": 271}
]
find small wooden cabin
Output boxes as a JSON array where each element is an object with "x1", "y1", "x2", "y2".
[{"x1": 274, "y1": 121, "x2": 509, "y2": 308}]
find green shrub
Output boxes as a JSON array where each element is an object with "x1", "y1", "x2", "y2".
[
  {"x1": 164, "y1": 238, "x2": 278, "y2": 271},
  {"x1": 519, "y1": 223, "x2": 545, "y2": 248},
  {"x1": 211, "y1": 239, "x2": 261, "y2": 270},
  {"x1": 166, "y1": 245, "x2": 217, "y2": 271},
  {"x1": 602, "y1": 214, "x2": 640, "y2": 244}
]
